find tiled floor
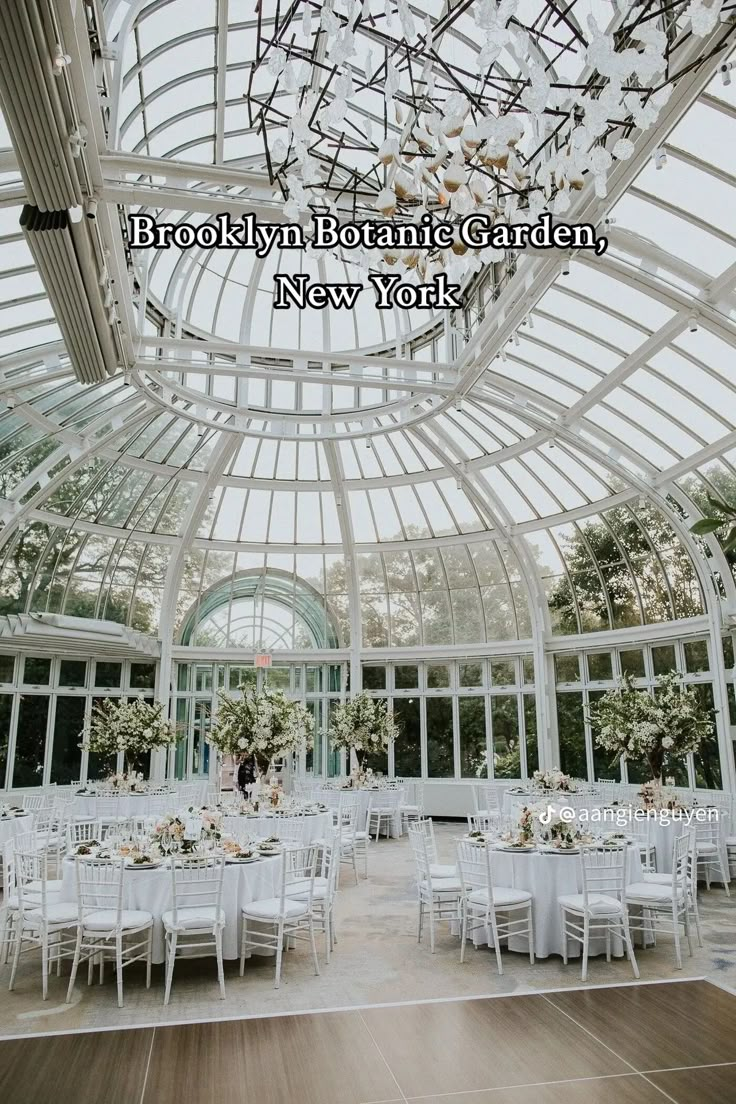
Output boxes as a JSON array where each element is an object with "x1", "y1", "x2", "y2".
[{"x1": 0, "y1": 980, "x2": 733, "y2": 1102}]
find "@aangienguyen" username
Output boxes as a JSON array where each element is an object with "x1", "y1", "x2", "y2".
[{"x1": 128, "y1": 211, "x2": 609, "y2": 311}]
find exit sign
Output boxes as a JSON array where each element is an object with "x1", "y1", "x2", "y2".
[{"x1": 254, "y1": 654, "x2": 272, "y2": 668}]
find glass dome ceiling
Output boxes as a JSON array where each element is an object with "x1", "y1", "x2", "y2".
[{"x1": 0, "y1": 2, "x2": 734, "y2": 657}]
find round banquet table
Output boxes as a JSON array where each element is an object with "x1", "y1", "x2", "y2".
[
  {"x1": 0, "y1": 811, "x2": 34, "y2": 851},
  {"x1": 59, "y1": 854, "x2": 281, "y2": 963},
  {"x1": 222, "y1": 810, "x2": 332, "y2": 843},
  {"x1": 454, "y1": 843, "x2": 643, "y2": 959},
  {"x1": 314, "y1": 788, "x2": 404, "y2": 837},
  {"x1": 70, "y1": 793, "x2": 178, "y2": 819}
]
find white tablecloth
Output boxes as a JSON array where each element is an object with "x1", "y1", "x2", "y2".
[
  {"x1": 60, "y1": 855, "x2": 281, "y2": 963},
  {"x1": 71, "y1": 793, "x2": 179, "y2": 818},
  {"x1": 222, "y1": 811, "x2": 332, "y2": 843},
  {"x1": 457, "y1": 843, "x2": 643, "y2": 959},
  {"x1": 0, "y1": 812, "x2": 34, "y2": 852}
]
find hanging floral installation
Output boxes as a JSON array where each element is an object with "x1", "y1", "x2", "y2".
[
  {"x1": 587, "y1": 671, "x2": 714, "y2": 781},
  {"x1": 207, "y1": 686, "x2": 314, "y2": 773},
  {"x1": 80, "y1": 697, "x2": 177, "y2": 777},
  {"x1": 327, "y1": 692, "x2": 400, "y2": 766},
  {"x1": 246, "y1": 0, "x2": 731, "y2": 279}
]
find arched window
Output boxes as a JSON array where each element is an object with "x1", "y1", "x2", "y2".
[{"x1": 178, "y1": 569, "x2": 341, "y2": 650}]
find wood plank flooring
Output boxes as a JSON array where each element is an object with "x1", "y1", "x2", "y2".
[{"x1": 0, "y1": 980, "x2": 733, "y2": 1103}]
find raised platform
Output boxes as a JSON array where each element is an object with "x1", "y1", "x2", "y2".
[{"x1": 1, "y1": 979, "x2": 734, "y2": 1103}]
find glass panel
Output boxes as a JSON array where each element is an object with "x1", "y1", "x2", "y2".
[
  {"x1": 362, "y1": 666, "x2": 386, "y2": 690},
  {"x1": 328, "y1": 665, "x2": 342, "y2": 693},
  {"x1": 692, "y1": 683, "x2": 721, "y2": 788},
  {"x1": 524, "y1": 694, "x2": 538, "y2": 775},
  {"x1": 13, "y1": 695, "x2": 49, "y2": 787},
  {"x1": 459, "y1": 662, "x2": 482, "y2": 687},
  {"x1": 620, "y1": 649, "x2": 645, "y2": 678},
  {"x1": 427, "y1": 664, "x2": 450, "y2": 689},
  {"x1": 95, "y1": 661, "x2": 122, "y2": 688},
  {"x1": 0, "y1": 694, "x2": 11, "y2": 787},
  {"x1": 326, "y1": 699, "x2": 342, "y2": 777},
  {"x1": 362, "y1": 698, "x2": 389, "y2": 775},
  {"x1": 195, "y1": 665, "x2": 213, "y2": 693},
  {"x1": 728, "y1": 684, "x2": 736, "y2": 726},
  {"x1": 587, "y1": 653, "x2": 613, "y2": 681},
  {"x1": 554, "y1": 654, "x2": 580, "y2": 683},
  {"x1": 59, "y1": 660, "x2": 87, "y2": 687},
  {"x1": 87, "y1": 697, "x2": 119, "y2": 780},
  {"x1": 722, "y1": 636, "x2": 734, "y2": 671},
  {"x1": 522, "y1": 657, "x2": 535, "y2": 685},
  {"x1": 459, "y1": 697, "x2": 486, "y2": 778},
  {"x1": 266, "y1": 666, "x2": 290, "y2": 690},
  {"x1": 50, "y1": 697, "x2": 85, "y2": 784},
  {"x1": 651, "y1": 645, "x2": 676, "y2": 676},
  {"x1": 395, "y1": 665, "x2": 418, "y2": 689},
  {"x1": 557, "y1": 691, "x2": 587, "y2": 779},
  {"x1": 426, "y1": 697, "x2": 453, "y2": 777},
  {"x1": 684, "y1": 639, "x2": 710, "y2": 674},
  {"x1": 491, "y1": 659, "x2": 516, "y2": 687},
  {"x1": 177, "y1": 664, "x2": 190, "y2": 692},
  {"x1": 228, "y1": 665, "x2": 250, "y2": 690},
  {"x1": 393, "y1": 697, "x2": 420, "y2": 776},
  {"x1": 590, "y1": 689, "x2": 619, "y2": 781},
  {"x1": 0, "y1": 655, "x2": 15, "y2": 684},
  {"x1": 174, "y1": 698, "x2": 189, "y2": 780},
  {"x1": 192, "y1": 699, "x2": 211, "y2": 777},
  {"x1": 23, "y1": 657, "x2": 51, "y2": 685},
  {"x1": 130, "y1": 662, "x2": 156, "y2": 689},
  {"x1": 491, "y1": 695, "x2": 520, "y2": 777}
]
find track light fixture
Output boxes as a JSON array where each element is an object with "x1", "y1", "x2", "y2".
[
  {"x1": 560, "y1": 255, "x2": 571, "y2": 276},
  {"x1": 688, "y1": 313, "x2": 699, "y2": 333},
  {"x1": 721, "y1": 61, "x2": 733, "y2": 86},
  {"x1": 85, "y1": 197, "x2": 98, "y2": 220},
  {"x1": 653, "y1": 148, "x2": 667, "y2": 170}
]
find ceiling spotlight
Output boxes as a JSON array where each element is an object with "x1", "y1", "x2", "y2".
[
  {"x1": 52, "y1": 44, "x2": 71, "y2": 72},
  {"x1": 638, "y1": 494, "x2": 647, "y2": 510},
  {"x1": 5, "y1": 395, "x2": 16, "y2": 409},
  {"x1": 85, "y1": 197, "x2": 98, "y2": 220},
  {"x1": 455, "y1": 477, "x2": 462, "y2": 490},
  {"x1": 454, "y1": 397, "x2": 463, "y2": 412},
  {"x1": 365, "y1": 437, "x2": 372, "y2": 449},
  {"x1": 512, "y1": 331, "x2": 520, "y2": 346},
  {"x1": 688, "y1": 313, "x2": 699, "y2": 333},
  {"x1": 560, "y1": 255, "x2": 571, "y2": 277},
  {"x1": 721, "y1": 62, "x2": 733, "y2": 86},
  {"x1": 123, "y1": 371, "x2": 132, "y2": 386},
  {"x1": 653, "y1": 148, "x2": 667, "y2": 170}
]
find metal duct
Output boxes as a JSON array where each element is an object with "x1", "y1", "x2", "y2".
[
  {"x1": 0, "y1": 0, "x2": 82, "y2": 211},
  {"x1": 21, "y1": 205, "x2": 118, "y2": 383}
]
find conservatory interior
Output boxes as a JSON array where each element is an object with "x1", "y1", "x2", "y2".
[{"x1": 0, "y1": 1, "x2": 735, "y2": 1102}]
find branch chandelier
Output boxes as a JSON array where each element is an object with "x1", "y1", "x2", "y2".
[{"x1": 246, "y1": 0, "x2": 731, "y2": 281}]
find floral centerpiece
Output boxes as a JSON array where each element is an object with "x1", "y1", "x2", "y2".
[
  {"x1": 98, "y1": 771, "x2": 148, "y2": 794},
  {"x1": 588, "y1": 671, "x2": 713, "y2": 783},
  {"x1": 207, "y1": 686, "x2": 313, "y2": 775},
  {"x1": 80, "y1": 697, "x2": 177, "y2": 778},
  {"x1": 530, "y1": 768, "x2": 576, "y2": 793},
  {"x1": 327, "y1": 693, "x2": 399, "y2": 769},
  {"x1": 638, "y1": 781, "x2": 685, "y2": 812}
]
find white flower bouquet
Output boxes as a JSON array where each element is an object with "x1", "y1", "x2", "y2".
[
  {"x1": 327, "y1": 692, "x2": 399, "y2": 767},
  {"x1": 531, "y1": 768, "x2": 576, "y2": 793},
  {"x1": 588, "y1": 671, "x2": 713, "y2": 781},
  {"x1": 207, "y1": 686, "x2": 313, "y2": 773},
  {"x1": 80, "y1": 697, "x2": 177, "y2": 776}
]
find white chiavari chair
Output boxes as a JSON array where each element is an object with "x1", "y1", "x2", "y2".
[
  {"x1": 626, "y1": 832, "x2": 697, "y2": 969},
  {"x1": 22, "y1": 793, "x2": 49, "y2": 814},
  {"x1": 399, "y1": 780, "x2": 424, "y2": 829},
  {"x1": 288, "y1": 832, "x2": 339, "y2": 963},
  {"x1": 559, "y1": 844, "x2": 639, "y2": 982},
  {"x1": 366, "y1": 787, "x2": 404, "y2": 841},
  {"x1": 408, "y1": 821, "x2": 462, "y2": 954},
  {"x1": 240, "y1": 844, "x2": 321, "y2": 988},
  {"x1": 162, "y1": 855, "x2": 226, "y2": 1005},
  {"x1": 693, "y1": 819, "x2": 730, "y2": 895},
  {"x1": 66, "y1": 857, "x2": 153, "y2": 1008},
  {"x1": 456, "y1": 838, "x2": 534, "y2": 972},
  {"x1": 7, "y1": 848, "x2": 78, "y2": 999}
]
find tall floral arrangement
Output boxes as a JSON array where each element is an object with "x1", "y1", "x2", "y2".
[
  {"x1": 80, "y1": 697, "x2": 176, "y2": 776},
  {"x1": 587, "y1": 671, "x2": 713, "y2": 782},
  {"x1": 207, "y1": 686, "x2": 313, "y2": 773},
  {"x1": 327, "y1": 692, "x2": 399, "y2": 767}
]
